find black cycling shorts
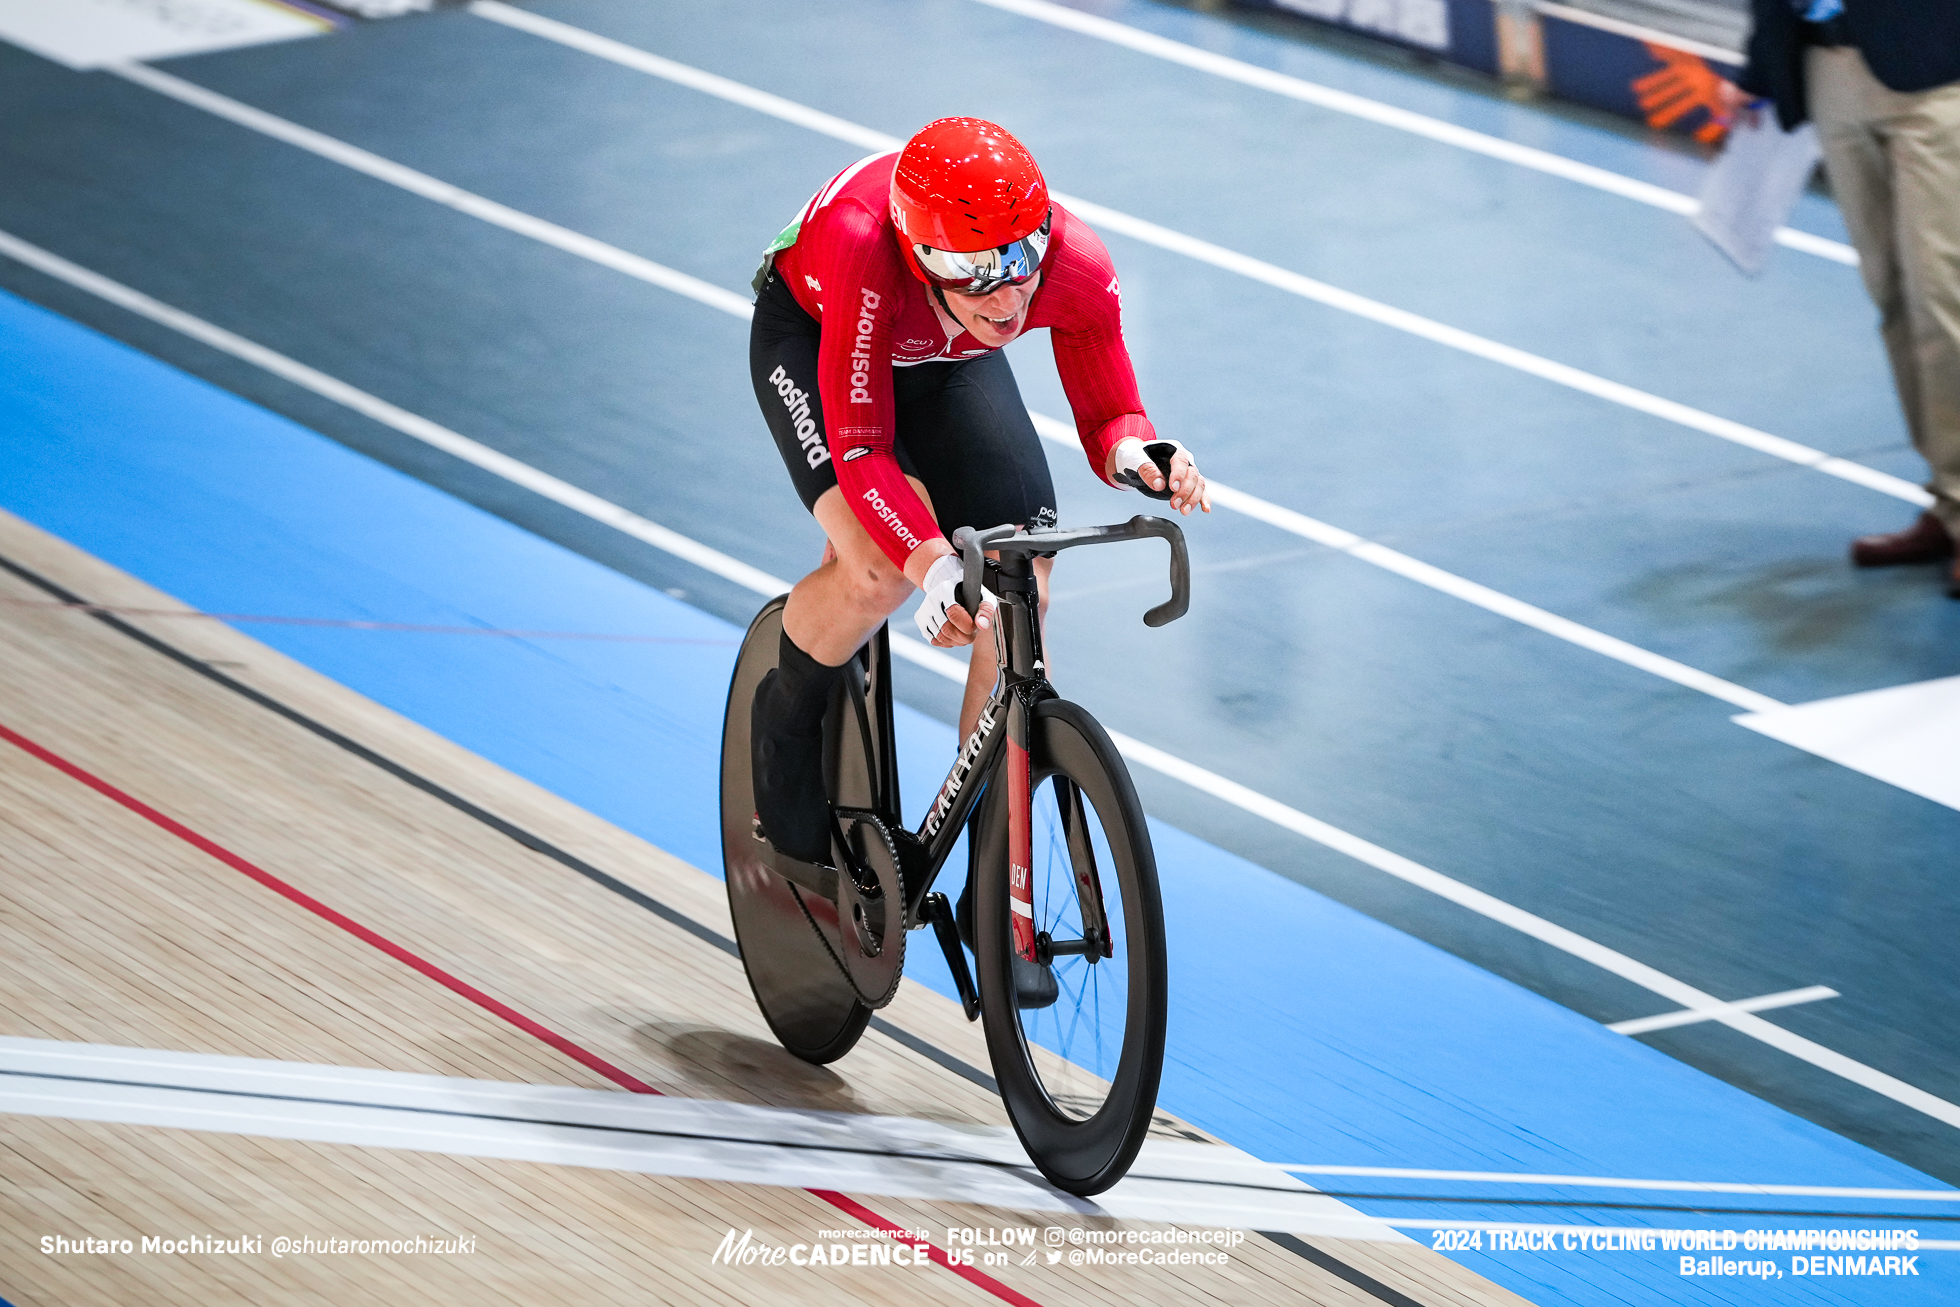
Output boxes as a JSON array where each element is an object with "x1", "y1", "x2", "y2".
[{"x1": 749, "y1": 271, "x2": 1057, "y2": 542}]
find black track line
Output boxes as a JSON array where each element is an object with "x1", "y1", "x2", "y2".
[{"x1": 1258, "y1": 1232, "x2": 1431, "y2": 1307}]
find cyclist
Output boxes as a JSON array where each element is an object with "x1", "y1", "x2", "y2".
[{"x1": 748, "y1": 117, "x2": 1208, "y2": 872}]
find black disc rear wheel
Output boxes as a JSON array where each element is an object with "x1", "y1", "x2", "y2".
[
  {"x1": 720, "y1": 598, "x2": 873, "y2": 1063},
  {"x1": 974, "y1": 699, "x2": 1168, "y2": 1195}
]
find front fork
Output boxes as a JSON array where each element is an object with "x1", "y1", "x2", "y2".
[
  {"x1": 995, "y1": 554, "x2": 1047, "y2": 967},
  {"x1": 1006, "y1": 711, "x2": 1038, "y2": 963},
  {"x1": 1004, "y1": 695, "x2": 1114, "y2": 967}
]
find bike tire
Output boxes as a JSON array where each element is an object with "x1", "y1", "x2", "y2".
[
  {"x1": 972, "y1": 698, "x2": 1168, "y2": 1195},
  {"x1": 719, "y1": 598, "x2": 872, "y2": 1064}
]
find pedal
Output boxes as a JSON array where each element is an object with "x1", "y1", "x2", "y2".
[{"x1": 845, "y1": 856, "x2": 884, "y2": 901}]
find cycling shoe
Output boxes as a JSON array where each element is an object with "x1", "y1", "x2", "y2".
[
  {"x1": 1013, "y1": 953, "x2": 1059, "y2": 1009},
  {"x1": 751, "y1": 669, "x2": 832, "y2": 864},
  {"x1": 958, "y1": 880, "x2": 1058, "y2": 1007}
]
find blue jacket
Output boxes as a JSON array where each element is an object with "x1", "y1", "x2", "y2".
[{"x1": 1738, "y1": 0, "x2": 1960, "y2": 129}]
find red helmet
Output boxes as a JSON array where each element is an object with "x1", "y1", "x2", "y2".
[{"x1": 890, "y1": 117, "x2": 1052, "y2": 293}]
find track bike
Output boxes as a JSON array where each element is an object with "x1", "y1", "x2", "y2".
[{"x1": 720, "y1": 515, "x2": 1188, "y2": 1196}]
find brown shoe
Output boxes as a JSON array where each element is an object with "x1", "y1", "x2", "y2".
[{"x1": 1850, "y1": 511, "x2": 1953, "y2": 567}]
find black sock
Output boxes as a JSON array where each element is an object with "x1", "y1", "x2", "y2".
[{"x1": 768, "y1": 627, "x2": 844, "y2": 737}]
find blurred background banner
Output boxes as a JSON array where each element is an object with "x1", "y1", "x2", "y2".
[
  {"x1": 1250, "y1": 0, "x2": 1502, "y2": 73},
  {"x1": 1237, "y1": 0, "x2": 1749, "y2": 142},
  {"x1": 0, "y1": 0, "x2": 339, "y2": 69}
]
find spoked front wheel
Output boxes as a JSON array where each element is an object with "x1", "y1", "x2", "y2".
[{"x1": 973, "y1": 699, "x2": 1168, "y2": 1196}]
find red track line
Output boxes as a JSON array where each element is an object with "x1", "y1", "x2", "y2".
[
  {"x1": 0, "y1": 719, "x2": 657, "y2": 1095},
  {"x1": 0, "y1": 718, "x2": 1045, "y2": 1307}
]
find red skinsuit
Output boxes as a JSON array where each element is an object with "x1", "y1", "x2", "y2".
[{"x1": 772, "y1": 152, "x2": 1157, "y2": 569}]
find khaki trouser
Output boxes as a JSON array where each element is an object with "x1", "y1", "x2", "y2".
[{"x1": 1808, "y1": 47, "x2": 1960, "y2": 533}]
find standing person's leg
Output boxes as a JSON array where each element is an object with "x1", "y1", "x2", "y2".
[
  {"x1": 1811, "y1": 50, "x2": 1915, "y2": 446},
  {"x1": 1886, "y1": 76, "x2": 1960, "y2": 587},
  {"x1": 1812, "y1": 48, "x2": 1960, "y2": 567}
]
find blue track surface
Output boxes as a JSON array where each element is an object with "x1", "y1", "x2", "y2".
[{"x1": 4, "y1": 271, "x2": 1954, "y2": 1307}]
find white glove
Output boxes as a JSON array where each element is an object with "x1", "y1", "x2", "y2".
[
  {"x1": 1110, "y1": 438, "x2": 1188, "y2": 499},
  {"x1": 914, "y1": 553, "x2": 997, "y2": 643}
]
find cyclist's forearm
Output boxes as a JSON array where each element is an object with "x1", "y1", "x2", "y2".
[{"x1": 830, "y1": 439, "x2": 941, "y2": 573}]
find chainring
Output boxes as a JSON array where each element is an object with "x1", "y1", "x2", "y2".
[{"x1": 832, "y1": 810, "x2": 906, "y2": 1008}]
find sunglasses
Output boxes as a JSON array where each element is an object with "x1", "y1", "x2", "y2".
[{"x1": 913, "y1": 210, "x2": 1051, "y2": 295}]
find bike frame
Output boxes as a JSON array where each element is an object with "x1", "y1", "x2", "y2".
[
  {"x1": 903, "y1": 546, "x2": 1045, "y2": 938},
  {"x1": 837, "y1": 517, "x2": 1189, "y2": 1008}
]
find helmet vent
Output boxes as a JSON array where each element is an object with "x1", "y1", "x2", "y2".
[{"x1": 890, "y1": 117, "x2": 1048, "y2": 285}]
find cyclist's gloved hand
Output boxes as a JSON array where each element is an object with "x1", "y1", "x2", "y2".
[
  {"x1": 1110, "y1": 438, "x2": 1210, "y2": 516},
  {"x1": 914, "y1": 553, "x2": 998, "y2": 647}
]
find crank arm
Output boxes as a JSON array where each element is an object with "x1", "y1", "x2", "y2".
[{"x1": 923, "y1": 893, "x2": 980, "y2": 1021}]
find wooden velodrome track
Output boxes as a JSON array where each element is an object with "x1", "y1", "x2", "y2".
[{"x1": 0, "y1": 507, "x2": 1533, "y2": 1307}]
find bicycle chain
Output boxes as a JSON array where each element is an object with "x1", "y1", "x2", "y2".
[{"x1": 786, "y1": 872, "x2": 904, "y2": 1009}]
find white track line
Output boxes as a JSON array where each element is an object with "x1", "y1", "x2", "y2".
[
  {"x1": 470, "y1": 1, "x2": 897, "y2": 154},
  {"x1": 92, "y1": 59, "x2": 1794, "y2": 713},
  {"x1": 1266, "y1": 1163, "x2": 1959, "y2": 1202},
  {"x1": 1051, "y1": 193, "x2": 1921, "y2": 507},
  {"x1": 0, "y1": 1037, "x2": 1400, "y2": 1233},
  {"x1": 1078, "y1": 730, "x2": 1960, "y2": 1139},
  {"x1": 0, "y1": 231, "x2": 782, "y2": 597},
  {"x1": 963, "y1": 0, "x2": 1857, "y2": 266},
  {"x1": 10, "y1": 227, "x2": 1949, "y2": 1131},
  {"x1": 39, "y1": 1039, "x2": 1943, "y2": 1240},
  {"x1": 1027, "y1": 415, "x2": 1783, "y2": 714},
  {"x1": 11, "y1": 1038, "x2": 1952, "y2": 1221},
  {"x1": 1609, "y1": 985, "x2": 1839, "y2": 1036},
  {"x1": 466, "y1": 2, "x2": 1924, "y2": 509},
  {"x1": 107, "y1": 62, "x2": 754, "y2": 320}
]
